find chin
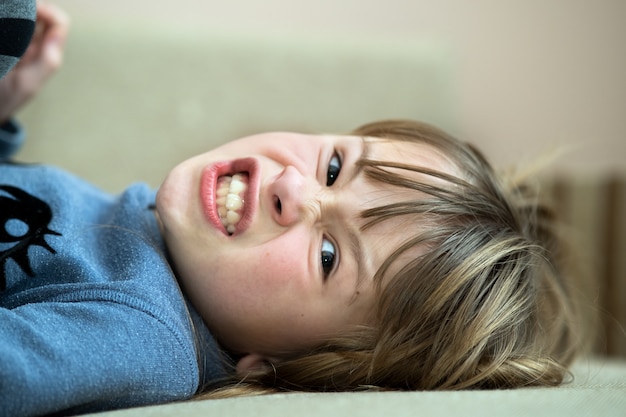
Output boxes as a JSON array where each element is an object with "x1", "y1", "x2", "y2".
[{"x1": 157, "y1": 166, "x2": 198, "y2": 229}]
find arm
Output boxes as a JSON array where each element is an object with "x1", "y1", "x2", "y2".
[{"x1": 0, "y1": 298, "x2": 199, "y2": 416}]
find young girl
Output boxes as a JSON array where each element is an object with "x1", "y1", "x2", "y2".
[{"x1": 1, "y1": 3, "x2": 581, "y2": 416}]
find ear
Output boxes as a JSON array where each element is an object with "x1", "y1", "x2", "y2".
[{"x1": 235, "y1": 353, "x2": 274, "y2": 376}]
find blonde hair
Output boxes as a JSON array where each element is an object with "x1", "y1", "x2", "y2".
[{"x1": 199, "y1": 119, "x2": 581, "y2": 397}]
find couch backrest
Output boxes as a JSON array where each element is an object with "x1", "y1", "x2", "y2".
[
  {"x1": 17, "y1": 25, "x2": 453, "y2": 192},
  {"x1": 548, "y1": 176, "x2": 626, "y2": 358}
]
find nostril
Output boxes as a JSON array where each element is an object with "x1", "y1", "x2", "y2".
[{"x1": 274, "y1": 196, "x2": 282, "y2": 214}]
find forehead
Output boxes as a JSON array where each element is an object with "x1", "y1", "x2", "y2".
[
  {"x1": 354, "y1": 137, "x2": 461, "y2": 211},
  {"x1": 352, "y1": 137, "x2": 460, "y2": 284},
  {"x1": 363, "y1": 137, "x2": 459, "y2": 175}
]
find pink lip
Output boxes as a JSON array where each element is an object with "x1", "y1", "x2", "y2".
[{"x1": 200, "y1": 157, "x2": 259, "y2": 237}]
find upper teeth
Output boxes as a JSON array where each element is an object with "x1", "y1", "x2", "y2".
[{"x1": 216, "y1": 173, "x2": 248, "y2": 234}]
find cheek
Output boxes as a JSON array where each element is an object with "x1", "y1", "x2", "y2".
[
  {"x1": 213, "y1": 233, "x2": 311, "y2": 299},
  {"x1": 244, "y1": 240, "x2": 308, "y2": 293}
]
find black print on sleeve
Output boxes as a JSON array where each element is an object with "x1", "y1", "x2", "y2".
[{"x1": 0, "y1": 185, "x2": 61, "y2": 291}]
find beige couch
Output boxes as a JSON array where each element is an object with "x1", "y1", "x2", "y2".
[
  {"x1": 18, "y1": 23, "x2": 626, "y2": 417},
  {"x1": 85, "y1": 359, "x2": 626, "y2": 417}
]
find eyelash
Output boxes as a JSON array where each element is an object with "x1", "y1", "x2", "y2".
[
  {"x1": 326, "y1": 152, "x2": 341, "y2": 186},
  {"x1": 321, "y1": 151, "x2": 341, "y2": 278},
  {"x1": 321, "y1": 237, "x2": 336, "y2": 279}
]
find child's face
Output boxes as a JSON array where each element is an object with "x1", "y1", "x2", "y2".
[{"x1": 156, "y1": 131, "x2": 454, "y2": 365}]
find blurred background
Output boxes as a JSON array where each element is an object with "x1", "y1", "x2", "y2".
[{"x1": 16, "y1": 0, "x2": 625, "y2": 358}]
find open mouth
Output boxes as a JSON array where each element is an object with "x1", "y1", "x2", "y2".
[
  {"x1": 201, "y1": 158, "x2": 259, "y2": 236},
  {"x1": 216, "y1": 173, "x2": 248, "y2": 235}
]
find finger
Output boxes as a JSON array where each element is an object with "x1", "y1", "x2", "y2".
[
  {"x1": 22, "y1": 3, "x2": 70, "y2": 72},
  {"x1": 39, "y1": 29, "x2": 65, "y2": 72},
  {"x1": 35, "y1": 1, "x2": 71, "y2": 29},
  {"x1": 16, "y1": 2, "x2": 69, "y2": 68},
  {"x1": 12, "y1": 4, "x2": 70, "y2": 93},
  {"x1": 36, "y1": 2, "x2": 70, "y2": 46}
]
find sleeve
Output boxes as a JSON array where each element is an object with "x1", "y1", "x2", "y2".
[
  {"x1": 0, "y1": 118, "x2": 25, "y2": 159},
  {"x1": 0, "y1": 299, "x2": 200, "y2": 417}
]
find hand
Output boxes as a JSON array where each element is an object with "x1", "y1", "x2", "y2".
[{"x1": 0, "y1": 2, "x2": 70, "y2": 125}]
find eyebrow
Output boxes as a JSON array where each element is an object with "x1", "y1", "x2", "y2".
[
  {"x1": 347, "y1": 137, "x2": 370, "y2": 293},
  {"x1": 348, "y1": 227, "x2": 366, "y2": 294},
  {"x1": 348, "y1": 136, "x2": 370, "y2": 183}
]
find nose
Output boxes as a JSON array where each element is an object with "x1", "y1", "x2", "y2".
[{"x1": 270, "y1": 165, "x2": 318, "y2": 227}]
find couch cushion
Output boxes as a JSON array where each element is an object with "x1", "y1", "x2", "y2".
[{"x1": 87, "y1": 358, "x2": 626, "y2": 417}]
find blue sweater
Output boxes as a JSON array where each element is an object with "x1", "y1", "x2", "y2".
[{"x1": 0, "y1": 121, "x2": 227, "y2": 416}]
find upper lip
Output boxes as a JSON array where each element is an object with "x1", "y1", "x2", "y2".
[{"x1": 201, "y1": 157, "x2": 260, "y2": 236}]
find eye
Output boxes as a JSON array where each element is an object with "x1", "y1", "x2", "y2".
[
  {"x1": 320, "y1": 237, "x2": 337, "y2": 279},
  {"x1": 326, "y1": 153, "x2": 342, "y2": 186}
]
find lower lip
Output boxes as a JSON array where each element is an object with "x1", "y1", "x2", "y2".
[{"x1": 200, "y1": 158, "x2": 258, "y2": 236}]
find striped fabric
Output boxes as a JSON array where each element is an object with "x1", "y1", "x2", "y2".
[{"x1": 0, "y1": 0, "x2": 36, "y2": 79}]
